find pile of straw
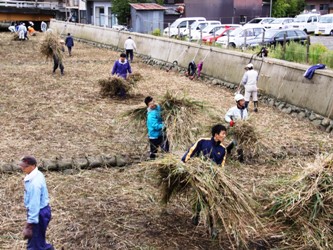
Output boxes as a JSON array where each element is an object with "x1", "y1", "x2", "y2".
[
  {"x1": 13, "y1": 33, "x2": 19, "y2": 41},
  {"x1": 40, "y1": 32, "x2": 63, "y2": 60},
  {"x1": 229, "y1": 120, "x2": 260, "y2": 161},
  {"x1": 151, "y1": 155, "x2": 261, "y2": 248},
  {"x1": 99, "y1": 76, "x2": 132, "y2": 98},
  {"x1": 127, "y1": 72, "x2": 143, "y2": 85},
  {"x1": 125, "y1": 91, "x2": 206, "y2": 150},
  {"x1": 268, "y1": 153, "x2": 333, "y2": 249}
]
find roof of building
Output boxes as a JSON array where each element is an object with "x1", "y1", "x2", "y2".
[{"x1": 130, "y1": 3, "x2": 167, "y2": 11}]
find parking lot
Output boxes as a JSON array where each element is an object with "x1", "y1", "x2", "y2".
[{"x1": 311, "y1": 35, "x2": 333, "y2": 50}]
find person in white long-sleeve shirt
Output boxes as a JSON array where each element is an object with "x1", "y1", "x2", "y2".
[
  {"x1": 224, "y1": 94, "x2": 248, "y2": 162},
  {"x1": 18, "y1": 23, "x2": 27, "y2": 41},
  {"x1": 124, "y1": 36, "x2": 137, "y2": 62},
  {"x1": 241, "y1": 63, "x2": 259, "y2": 112},
  {"x1": 225, "y1": 93, "x2": 248, "y2": 127}
]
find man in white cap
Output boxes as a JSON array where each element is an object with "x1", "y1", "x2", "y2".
[
  {"x1": 241, "y1": 63, "x2": 259, "y2": 112},
  {"x1": 225, "y1": 93, "x2": 248, "y2": 127},
  {"x1": 224, "y1": 93, "x2": 248, "y2": 162}
]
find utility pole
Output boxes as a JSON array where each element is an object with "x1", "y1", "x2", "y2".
[{"x1": 270, "y1": 0, "x2": 273, "y2": 17}]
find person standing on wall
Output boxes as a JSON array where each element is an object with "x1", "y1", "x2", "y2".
[
  {"x1": 19, "y1": 156, "x2": 54, "y2": 250},
  {"x1": 65, "y1": 33, "x2": 74, "y2": 56},
  {"x1": 124, "y1": 36, "x2": 137, "y2": 63}
]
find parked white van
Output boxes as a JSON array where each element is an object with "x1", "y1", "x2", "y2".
[
  {"x1": 163, "y1": 17, "x2": 206, "y2": 37},
  {"x1": 315, "y1": 14, "x2": 333, "y2": 35},
  {"x1": 183, "y1": 20, "x2": 221, "y2": 36},
  {"x1": 290, "y1": 12, "x2": 320, "y2": 33}
]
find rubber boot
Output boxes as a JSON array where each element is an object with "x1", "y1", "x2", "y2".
[
  {"x1": 245, "y1": 101, "x2": 249, "y2": 111},
  {"x1": 237, "y1": 149, "x2": 244, "y2": 163},
  {"x1": 254, "y1": 101, "x2": 258, "y2": 112}
]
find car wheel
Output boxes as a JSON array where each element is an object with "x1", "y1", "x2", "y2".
[
  {"x1": 330, "y1": 30, "x2": 333, "y2": 36},
  {"x1": 228, "y1": 43, "x2": 236, "y2": 48}
]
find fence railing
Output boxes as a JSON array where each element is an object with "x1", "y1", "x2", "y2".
[{"x1": 0, "y1": 0, "x2": 64, "y2": 10}]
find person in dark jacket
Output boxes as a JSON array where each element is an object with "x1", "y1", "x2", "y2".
[
  {"x1": 182, "y1": 124, "x2": 231, "y2": 167},
  {"x1": 65, "y1": 33, "x2": 74, "y2": 56},
  {"x1": 145, "y1": 96, "x2": 169, "y2": 159},
  {"x1": 182, "y1": 124, "x2": 233, "y2": 236}
]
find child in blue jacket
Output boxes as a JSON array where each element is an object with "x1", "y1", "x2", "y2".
[{"x1": 144, "y1": 96, "x2": 169, "y2": 159}]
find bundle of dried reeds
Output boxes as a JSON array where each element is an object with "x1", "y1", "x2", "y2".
[
  {"x1": 268, "y1": 153, "x2": 333, "y2": 249},
  {"x1": 99, "y1": 76, "x2": 132, "y2": 98},
  {"x1": 125, "y1": 91, "x2": 205, "y2": 150},
  {"x1": 13, "y1": 33, "x2": 19, "y2": 41},
  {"x1": 40, "y1": 32, "x2": 63, "y2": 61},
  {"x1": 151, "y1": 154, "x2": 261, "y2": 248},
  {"x1": 229, "y1": 120, "x2": 261, "y2": 161},
  {"x1": 127, "y1": 72, "x2": 143, "y2": 85}
]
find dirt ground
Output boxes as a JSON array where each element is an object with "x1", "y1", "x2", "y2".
[{"x1": 0, "y1": 32, "x2": 332, "y2": 250}]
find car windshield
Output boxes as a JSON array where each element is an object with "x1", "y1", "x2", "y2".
[
  {"x1": 270, "y1": 19, "x2": 284, "y2": 24},
  {"x1": 190, "y1": 22, "x2": 206, "y2": 30},
  {"x1": 215, "y1": 28, "x2": 226, "y2": 35},
  {"x1": 294, "y1": 16, "x2": 308, "y2": 22},
  {"x1": 254, "y1": 29, "x2": 279, "y2": 39},
  {"x1": 229, "y1": 28, "x2": 243, "y2": 37},
  {"x1": 248, "y1": 18, "x2": 262, "y2": 24},
  {"x1": 319, "y1": 16, "x2": 333, "y2": 23}
]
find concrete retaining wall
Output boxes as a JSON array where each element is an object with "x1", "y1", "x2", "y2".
[{"x1": 50, "y1": 20, "x2": 333, "y2": 119}]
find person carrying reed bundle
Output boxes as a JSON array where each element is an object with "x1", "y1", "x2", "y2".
[
  {"x1": 182, "y1": 124, "x2": 233, "y2": 234},
  {"x1": 111, "y1": 53, "x2": 132, "y2": 97},
  {"x1": 224, "y1": 93, "x2": 248, "y2": 162},
  {"x1": 144, "y1": 96, "x2": 170, "y2": 160},
  {"x1": 182, "y1": 124, "x2": 233, "y2": 167},
  {"x1": 53, "y1": 40, "x2": 65, "y2": 76}
]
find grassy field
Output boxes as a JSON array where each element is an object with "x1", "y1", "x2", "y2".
[{"x1": 0, "y1": 32, "x2": 332, "y2": 249}]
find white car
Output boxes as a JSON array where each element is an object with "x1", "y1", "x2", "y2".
[
  {"x1": 265, "y1": 18, "x2": 294, "y2": 29},
  {"x1": 290, "y1": 12, "x2": 320, "y2": 33},
  {"x1": 189, "y1": 24, "x2": 223, "y2": 40},
  {"x1": 163, "y1": 17, "x2": 206, "y2": 37},
  {"x1": 216, "y1": 27, "x2": 265, "y2": 48},
  {"x1": 243, "y1": 17, "x2": 275, "y2": 28},
  {"x1": 315, "y1": 14, "x2": 333, "y2": 35},
  {"x1": 183, "y1": 20, "x2": 221, "y2": 36}
]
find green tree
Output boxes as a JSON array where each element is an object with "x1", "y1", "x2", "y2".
[
  {"x1": 272, "y1": 0, "x2": 305, "y2": 17},
  {"x1": 111, "y1": 0, "x2": 163, "y2": 25}
]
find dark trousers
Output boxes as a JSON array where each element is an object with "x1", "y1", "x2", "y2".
[
  {"x1": 149, "y1": 135, "x2": 169, "y2": 159},
  {"x1": 67, "y1": 46, "x2": 72, "y2": 56},
  {"x1": 27, "y1": 205, "x2": 53, "y2": 250},
  {"x1": 53, "y1": 55, "x2": 64, "y2": 74},
  {"x1": 126, "y1": 49, "x2": 134, "y2": 62}
]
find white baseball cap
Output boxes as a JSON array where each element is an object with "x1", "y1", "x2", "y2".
[
  {"x1": 245, "y1": 63, "x2": 253, "y2": 69},
  {"x1": 235, "y1": 93, "x2": 245, "y2": 102}
]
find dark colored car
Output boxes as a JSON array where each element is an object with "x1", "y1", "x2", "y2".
[{"x1": 245, "y1": 29, "x2": 309, "y2": 48}]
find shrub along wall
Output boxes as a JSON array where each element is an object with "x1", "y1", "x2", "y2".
[{"x1": 50, "y1": 20, "x2": 333, "y2": 123}]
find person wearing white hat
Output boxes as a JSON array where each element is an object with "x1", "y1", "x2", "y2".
[
  {"x1": 224, "y1": 93, "x2": 248, "y2": 127},
  {"x1": 224, "y1": 93, "x2": 248, "y2": 162},
  {"x1": 242, "y1": 63, "x2": 259, "y2": 112}
]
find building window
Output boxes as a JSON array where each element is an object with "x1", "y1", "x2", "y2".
[
  {"x1": 306, "y1": 5, "x2": 316, "y2": 11},
  {"x1": 320, "y1": 4, "x2": 329, "y2": 10}
]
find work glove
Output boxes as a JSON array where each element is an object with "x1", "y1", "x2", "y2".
[
  {"x1": 23, "y1": 223, "x2": 33, "y2": 240},
  {"x1": 229, "y1": 120, "x2": 235, "y2": 127}
]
